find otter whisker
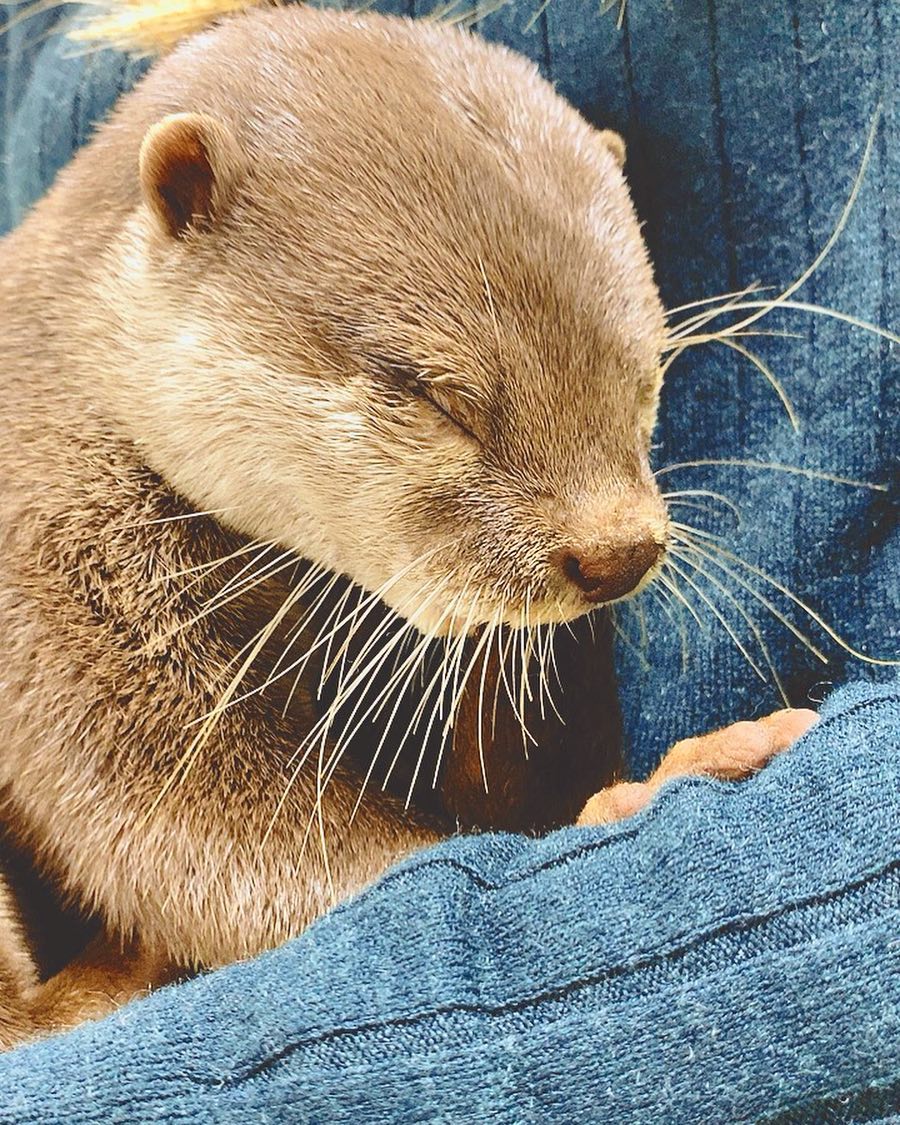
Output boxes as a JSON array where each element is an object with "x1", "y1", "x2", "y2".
[
  {"x1": 523, "y1": 593, "x2": 538, "y2": 707},
  {"x1": 316, "y1": 546, "x2": 444, "y2": 689},
  {"x1": 477, "y1": 255, "x2": 504, "y2": 367},
  {"x1": 267, "y1": 610, "x2": 433, "y2": 849},
  {"x1": 672, "y1": 298, "x2": 900, "y2": 352},
  {"x1": 665, "y1": 285, "x2": 772, "y2": 320},
  {"x1": 315, "y1": 733, "x2": 334, "y2": 900},
  {"x1": 316, "y1": 590, "x2": 454, "y2": 790},
  {"x1": 202, "y1": 541, "x2": 279, "y2": 605},
  {"x1": 714, "y1": 337, "x2": 799, "y2": 431},
  {"x1": 187, "y1": 564, "x2": 336, "y2": 721},
  {"x1": 665, "y1": 281, "x2": 767, "y2": 343},
  {"x1": 436, "y1": 588, "x2": 468, "y2": 721},
  {"x1": 490, "y1": 617, "x2": 511, "y2": 740},
  {"x1": 474, "y1": 616, "x2": 495, "y2": 792},
  {"x1": 323, "y1": 581, "x2": 449, "y2": 741},
  {"x1": 431, "y1": 591, "x2": 474, "y2": 787},
  {"x1": 332, "y1": 586, "x2": 367, "y2": 701},
  {"x1": 658, "y1": 566, "x2": 706, "y2": 632},
  {"x1": 531, "y1": 616, "x2": 548, "y2": 724},
  {"x1": 203, "y1": 563, "x2": 329, "y2": 692},
  {"x1": 267, "y1": 571, "x2": 348, "y2": 710},
  {"x1": 670, "y1": 531, "x2": 830, "y2": 663},
  {"x1": 664, "y1": 497, "x2": 729, "y2": 523},
  {"x1": 114, "y1": 505, "x2": 238, "y2": 531},
  {"x1": 537, "y1": 622, "x2": 565, "y2": 725},
  {"x1": 523, "y1": 0, "x2": 553, "y2": 36},
  {"x1": 535, "y1": 620, "x2": 552, "y2": 719},
  {"x1": 473, "y1": 610, "x2": 502, "y2": 796},
  {"x1": 404, "y1": 610, "x2": 476, "y2": 807},
  {"x1": 515, "y1": 605, "x2": 530, "y2": 740},
  {"x1": 647, "y1": 581, "x2": 691, "y2": 672},
  {"x1": 674, "y1": 528, "x2": 899, "y2": 667},
  {"x1": 316, "y1": 583, "x2": 358, "y2": 700},
  {"x1": 373, "y1": 622, "x2": 451, "y2": 791},
  {"x1": 177, "y1": 551, "x2": 299, "y2": 635},
  {"x1": 547, "y1": 621, "x2": 563, "y2": 696},
  {"x1": 662, "y1": 488, "x2": 743, "y2": 525},
  {"x1": 546, "y1": 597, "x2": 570, "y2": 640},
  {"x1": 266, "y1": 568, "x2": 345, "y2": 695},
  {"x1": 263, "y1": 546, "x2": 445, "y2": 721},
  {"x1": 632, "y1": 598, "x2": 649, "y2": 652},
  {"x1": 495, "y1": 614, "x2": 536, "y2": 751},
  {"x1": 202, "y1": 547, "x2": 298, "y2": 610},
  {"x1": 351, "y1": 631, "x2": 431, "y2": 820},
  {"x1": 143, "y1": 576, "x2": 311, "y2": 827},
  {"x1": 664, "y1": 555, "x2": 765, "y2": 681},
  {"x1": 656, "y1": 458, "x2": 886, "y2": 491},
  {"x1": 322, "y1": 564, "x2": 447, "y2": 721},
  {"x1": 162, "y1": 540, "x2": 281, "y2": 619},
  {"x1": 432, "y1": 608, "x2": 496, "y2": 783},
  {"x1": 668, "y1": 543, "x2": 789, "y2": 705},
  {"x1": 666, "y1": 327, "x2": 806, "y2": 349},
  {"x1": 399, "y1": 597, "x2": 493, "y2": 811},
  {"x1": 610, "y1": 606, "x2": 652, "y2": 671},
  {"x1": 316, "y1": 592, "x2": 452, "y2": 821},
  {"x1": 442, "y1": 596, "x2": 482, "y2": 746},
  {"x1": 154, "y1": 537, "x2": 264, "y2": 588},
  {"x1": 666, "y1": 111, "x2": 880, "y2": 352}
]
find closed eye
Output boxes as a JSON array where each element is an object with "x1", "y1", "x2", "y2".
[{"x1": 370, "y1": 355, "x2": 479, "y2": 442}]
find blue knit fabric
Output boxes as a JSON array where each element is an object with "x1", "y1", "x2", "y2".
[
  {"x1": 0, "y1": 0, "x2": 898, "y2": 1119},
  {"x1": 0, "y1": 678, "x2": 897, "y2": 1122}
]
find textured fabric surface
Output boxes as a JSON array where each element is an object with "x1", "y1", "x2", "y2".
[
  {"x1": 0, "y1": 0, "x2": 898, "y2": 1120},
  {"x1": 0, "y1": 678, "x2": 898, "y2": 1122}
]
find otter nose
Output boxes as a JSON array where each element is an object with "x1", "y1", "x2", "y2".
[{"x1": 562, "y1": 539, "x2": 661, "y2": 603}]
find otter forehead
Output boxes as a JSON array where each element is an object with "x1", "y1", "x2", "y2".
[
  {"x1": 160, "y1": 11, "x2": 664, "y2": 446},
  {"x1": 146, "y1": 8, "x2": 659, "y2": 312}
]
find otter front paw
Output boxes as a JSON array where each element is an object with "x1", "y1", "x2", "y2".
[{"x1": 577, "y1": 708, "x2": 818, "y2": 826}]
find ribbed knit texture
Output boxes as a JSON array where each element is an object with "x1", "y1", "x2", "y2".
[
  {"x1": 0, "y1": 679, "x2": 896, "y2": 1121},
  {"x1": 0, "y1": 1, "x2": 897, "y2": 1119}
]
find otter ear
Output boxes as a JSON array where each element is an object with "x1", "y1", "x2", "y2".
[
  {"x1": 596, "y1": 128, "x2": 626, "y2": 168},
  {"x1": 139, "y1": 113, "x2": 243, "y2": 239}
]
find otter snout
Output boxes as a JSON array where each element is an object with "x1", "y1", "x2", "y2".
[
  {"x1": 549, "y1": 487, "x2": 668, "y2": 608},
  {"x1": 560, "y1": 538, "x2": 662, "y2": 603}
]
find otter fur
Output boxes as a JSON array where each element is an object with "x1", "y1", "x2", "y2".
[{"x1": 0, "y1": 4, "x2": 815, "y2": 1046}]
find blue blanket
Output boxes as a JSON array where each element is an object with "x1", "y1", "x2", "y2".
[
  {"x1": 0, "y1": 0, "x2": 897, "y2": 1118},
  {"x1": 1, "y1": 680, "x2": 899, "y2": 1121}
]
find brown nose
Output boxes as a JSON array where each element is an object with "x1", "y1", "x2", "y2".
[{"x1": 562, "y1": 539, "x2": 661, "y2": 603}]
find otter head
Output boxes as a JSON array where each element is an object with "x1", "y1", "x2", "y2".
[{"x1": 108, "y1": 8, "x2": 668, "y2": 634}]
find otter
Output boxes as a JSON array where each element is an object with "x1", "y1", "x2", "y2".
[{"x1": 0, "y1": 5, "x2": 816, "y2": 1047}]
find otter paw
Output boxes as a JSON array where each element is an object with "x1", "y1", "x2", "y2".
[{"x1": 577, "y1": 708, "x2": 818, "y2": 827}]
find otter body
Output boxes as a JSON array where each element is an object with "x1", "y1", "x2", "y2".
[{"x1": 0, "y1": 6, "x2": 754, "y2": 1046}]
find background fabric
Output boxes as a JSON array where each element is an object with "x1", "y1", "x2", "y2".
[
  {"x1": 1, "y1": 0, "x2": 897, "y2": 776},
  {"x1": 0, "y1": 677, "x2": 898, "y2": 1122}
]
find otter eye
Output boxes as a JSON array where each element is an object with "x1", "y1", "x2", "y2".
[{"x1": 371, "y1": 355, "x2": 479, "y2": 442}]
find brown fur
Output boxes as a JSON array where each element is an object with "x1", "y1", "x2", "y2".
[{"x1": 0, "y1": 6, "x2": 672, "y2": 1044}]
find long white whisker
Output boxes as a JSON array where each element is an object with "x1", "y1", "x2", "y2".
[
  {"x1": 669, "y1": 543, "x2": 789, "y2": 705},
  {"x1": 674, "y1": 528, "x2": 898, "y2": 667},
  {"x1": 656, "y1": 459, "x2": 885, "y2": 491}
]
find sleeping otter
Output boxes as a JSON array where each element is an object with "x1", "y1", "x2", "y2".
[{"x1": 0, "y1": 5, "x2": 814, "y2": 1047}]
